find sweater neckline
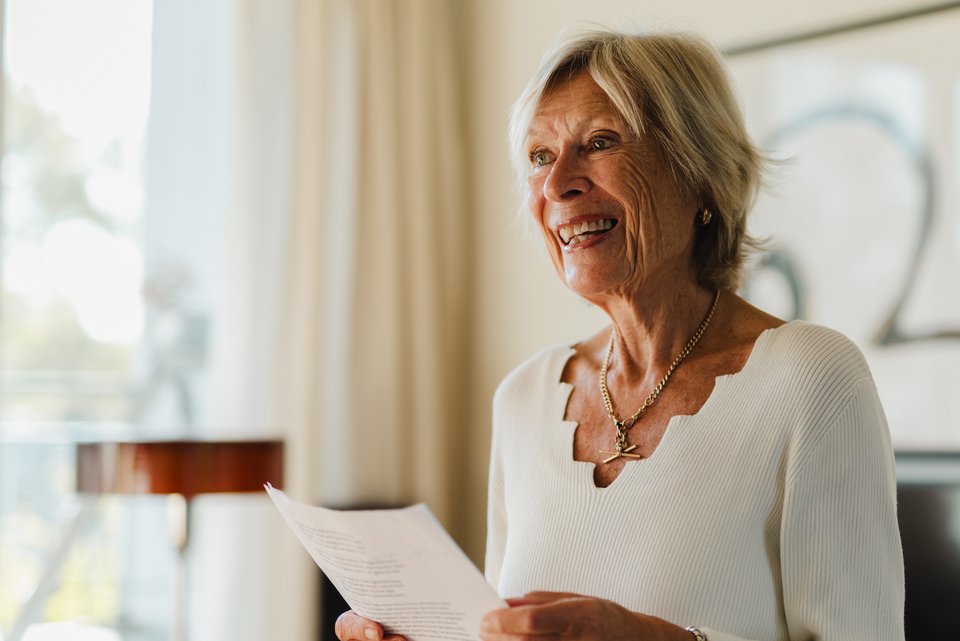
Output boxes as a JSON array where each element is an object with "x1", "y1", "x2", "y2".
[{"x1": 554, "y1": 320, "x2": 800, "y2": 492}]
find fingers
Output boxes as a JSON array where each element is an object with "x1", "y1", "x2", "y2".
[
  {"x1": 479, "y1": 633, "x2": 565, "y2": 641},
  {"x1": 482, "y1": 593, "x2": 613, "y2": 640},
  {"x1": 508, "y1": 591, "x2": 582, "y2": 606},
  {"x1": 480, "y1": 612, "x2": 567, "y2": 641},
  {"x1": 335, "y1": 611, "x2": 404, "y2": 641},
  {"x1": 481, "y1": 601, "x2": 577, "y2": 636},
  {"x1": 334, "y1": 611, "x2": 377, "y2": 640}
]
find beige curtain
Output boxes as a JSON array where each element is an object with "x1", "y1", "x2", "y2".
[{"x1": 283, "y1": 0, "x2": 472, "y2": 554}]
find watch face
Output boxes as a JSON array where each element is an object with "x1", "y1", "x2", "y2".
[{"x1": 730, "y1": 13, "x2": 960, "y2": 450}]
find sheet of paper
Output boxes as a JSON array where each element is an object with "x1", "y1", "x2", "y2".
[{"x1": 266, "y1": 484, "x2": 506, "y2": 641}]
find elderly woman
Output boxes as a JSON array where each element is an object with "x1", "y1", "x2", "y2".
[{"x1": 337, "y1": 29, "x2": 904, "y2": 641}]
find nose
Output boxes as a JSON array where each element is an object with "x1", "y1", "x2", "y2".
[{"x1": 542, "y1": 149, "x2": 591, "y2": 202}]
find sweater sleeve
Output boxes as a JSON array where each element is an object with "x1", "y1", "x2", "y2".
[
  {"x1": 777, "y1": 376, "x2": 904, "y2": 641},
  {"x1": 484, "y1": 384, "x2": 508, "y2": 591},
  {"x1": 697, "y1": 377, "x2": 904, "y2": 641}
]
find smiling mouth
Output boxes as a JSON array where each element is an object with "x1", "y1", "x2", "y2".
[{"x1": 559, "y1": 218, "x2": 617, "y2": 246}]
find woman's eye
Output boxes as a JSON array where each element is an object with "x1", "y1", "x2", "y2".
[
  {"x1": 530, "y1": 150, "x2": 552, "y2": 167},
  {"x1": 590, "y1": 137, "x2": 612, "y2": 151}
]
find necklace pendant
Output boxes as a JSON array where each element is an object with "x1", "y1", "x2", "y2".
[
  {"x1": 597, "y1": 291, "x2": 720, "y2": 466},
  {"x1": 599, "y1": 444, "x2": 643, "y2": 464}
]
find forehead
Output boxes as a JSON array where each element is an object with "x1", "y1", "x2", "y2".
[{"x1": 527, "y1": 72, "x2": 623, "y2": 138}]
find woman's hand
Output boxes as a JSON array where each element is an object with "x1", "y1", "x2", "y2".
[
  {"x1": 479, "y1": 592, "x2": 693, "y2": 641},
  {"x1": 334, "y1": 610, "x2": 406, "y2": 641}
]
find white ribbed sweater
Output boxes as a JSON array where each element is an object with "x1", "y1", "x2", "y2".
[{"x1": 485, "y1": 322, "x2": 904, "y2": 641}]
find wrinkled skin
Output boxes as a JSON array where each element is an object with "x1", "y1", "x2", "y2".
[
  {"x1": 480, "y1": 592, "x2": 691, "y2": 641},
  {"x1": 524, "y1": 71, "x2": 701, "y2": 314},
  {"x1": 336, "y1": 591, "x2": 691, "y2": 641},
  {"x1": 335, "y1": 610, "x2": 405, "y2": 641},
  {"x1": 335, "y1": 73, "x2": 704, "y2": 641}
]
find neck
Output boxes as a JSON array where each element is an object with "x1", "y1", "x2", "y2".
[{"x1": 598, "y1": 283, "x2": 719, "y2": 382}]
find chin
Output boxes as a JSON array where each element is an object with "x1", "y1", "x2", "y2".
[
  {"x1": 563, "y1": 275, "x2": 623, "y2": 300},
  {"x1": 562, "y1": 261, "x2": 631, "y2": 297}
]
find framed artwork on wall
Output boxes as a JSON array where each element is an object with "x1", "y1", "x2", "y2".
[{"x1": 727, "y1": 5, "x2": 960, "y2": 450}]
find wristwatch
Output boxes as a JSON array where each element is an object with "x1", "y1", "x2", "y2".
[{"x1": 685, "y1": 626, "x2": 707, "y2": 641}]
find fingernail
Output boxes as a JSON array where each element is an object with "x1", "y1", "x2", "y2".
[{"x1": 364, "y1": 628, "x2": 378, "y2": 640}]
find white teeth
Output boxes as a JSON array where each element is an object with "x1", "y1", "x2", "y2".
[{"x1": 559, "y1": 218, "x2": 614, "y2": 244}]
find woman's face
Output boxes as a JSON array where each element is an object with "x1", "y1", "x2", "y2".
[{"x1": 524, "y1": 72, "x2": 699, "y2": 301}]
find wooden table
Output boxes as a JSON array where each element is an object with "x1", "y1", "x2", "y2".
[{"x1": 76, "y1": 438, "x2": 284, "y2": 641}]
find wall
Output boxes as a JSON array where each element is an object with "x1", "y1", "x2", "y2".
[{"x1": 456, "y1": 0, "x2": 940, "y2": 561}]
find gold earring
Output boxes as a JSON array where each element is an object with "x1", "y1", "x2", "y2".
[{"x1": 700, "y1": 208, "x2": 713, "y2": 225}]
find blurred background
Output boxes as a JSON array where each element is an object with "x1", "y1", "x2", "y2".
[{"x1": 0, "y1": 0, "x2": 957, "y2": 639}]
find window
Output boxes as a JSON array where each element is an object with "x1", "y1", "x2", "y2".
[
  {"x1": 0, "y1": 2, "x2": 175, "y2": 639},
  {"x1": 0, "y1": 1, "x2": 294, "y2": 638}
]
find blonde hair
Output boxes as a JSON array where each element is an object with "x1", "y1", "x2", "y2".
[{"x1": 509, "y1": 29, "x2": 765, "y2": 290}]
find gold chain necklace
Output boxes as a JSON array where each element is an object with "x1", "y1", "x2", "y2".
[{"x1": 598, "y1": 291, "x2": 720, "y2": 464}]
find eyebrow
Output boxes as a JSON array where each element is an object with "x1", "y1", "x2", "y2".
[{"x1": 525, "y1": 106, "x2": 625, "y2": 143}]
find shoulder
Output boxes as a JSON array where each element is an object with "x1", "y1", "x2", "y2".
[
  {"x1": 719, "y1": 294, "x2": 871, "y2": 389},
  {"x1": 490, "y1": 344, "x2": 573, "y2": 451},
  {"x1": 756, "y1": 320, "x2": 873, "y2": 392},
  {"x1": 758, "y1": 322, "x2": 889, "y2": 458},
  {"x1": 493, "y1": 343, "x2": 574, "y2": 410}
]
